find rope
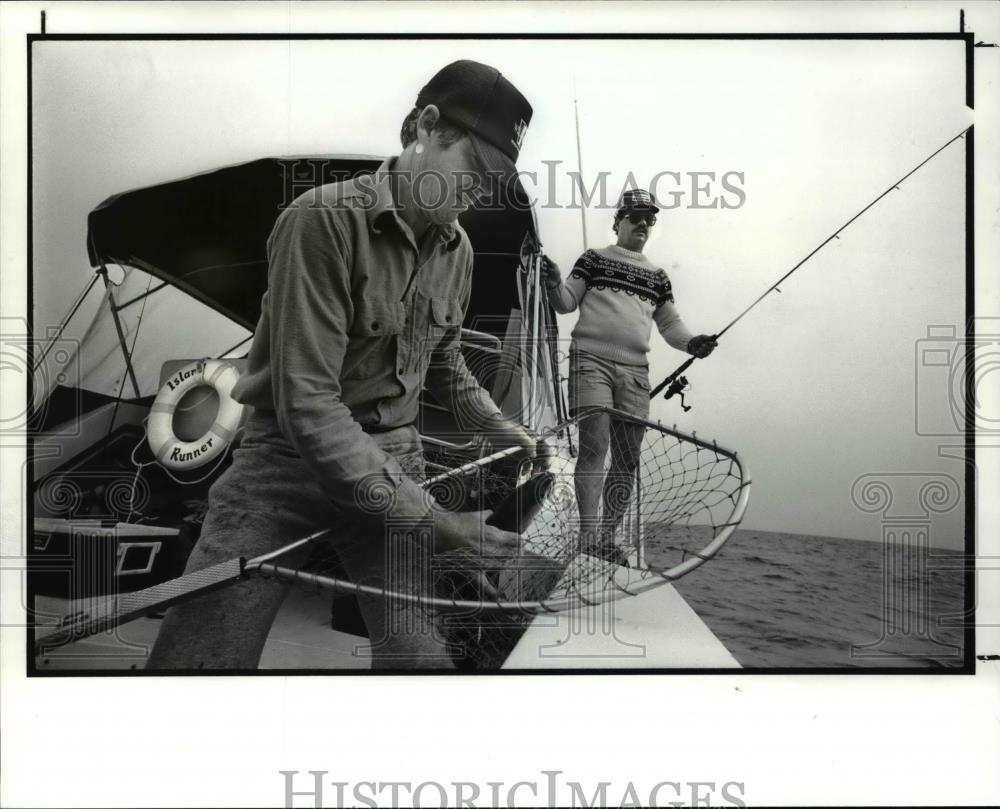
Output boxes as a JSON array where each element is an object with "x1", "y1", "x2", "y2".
[{"x1": 129, "y1": 415, "x2": 244, "y2": 494}]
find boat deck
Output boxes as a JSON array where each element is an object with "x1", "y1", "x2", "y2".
[{"x1": 32, "y1": 561, "x2": 739, "y2": 672}]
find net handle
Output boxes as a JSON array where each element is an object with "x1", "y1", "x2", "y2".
[{"x1": 253, "y1": 563, "x2": 568, "y2": 614}]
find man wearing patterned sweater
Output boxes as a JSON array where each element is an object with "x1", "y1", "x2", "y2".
[{"x1": 541, "y1": 189, "x2": 716, "y2": 563}]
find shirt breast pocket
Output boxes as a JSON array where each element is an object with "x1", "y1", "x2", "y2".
[
  {"x1": 429, "y1": 295, "x2": 465, "y2": 352},
  {"x1": 342, "y1": 299, "x2": 405, "y2": 380},
  {"x1": 411, "y1": 295, "x2": 463, "y2": 378},
  {"x1": 430, "y1": 296, "x2": 461, "y2": 330}
]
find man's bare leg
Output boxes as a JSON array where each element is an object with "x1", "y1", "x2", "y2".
[
  {"x1": 601, "y1": 418, "x2": 645, "y2": 545},
  {"x1": 574, "y1": 411, "x2": 611, "y2": 553}
]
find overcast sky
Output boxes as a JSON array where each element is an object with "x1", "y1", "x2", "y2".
[{"x1": 31, "y1": 38, "x2": 971, "y2": 546}]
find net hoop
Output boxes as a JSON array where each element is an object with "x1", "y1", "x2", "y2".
[{"x1": 244, "y1": 407, "x2": 752, "y2": 613}]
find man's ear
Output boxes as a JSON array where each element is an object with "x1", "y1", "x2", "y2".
[{"x1": 416, "y1": 104, "x2": 441, "y2": 141}]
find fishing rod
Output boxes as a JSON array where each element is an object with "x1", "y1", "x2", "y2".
[{"x1": 650, "y1": 125, "x2": 972, "y2": 408}]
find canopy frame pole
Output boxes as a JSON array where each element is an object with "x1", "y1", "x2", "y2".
[
  {"x1": 114, "y1": 280, "x2": 169, "y2": 312},
  {"x1": 88, "y1": 233, "x2": 142, "y2": 399},
  {"x1": 216, "y1": 334, "x2": 253, "y2": 360},
  {"x1": 93, "y1": 265, "x2": 141, "y2": 400},
  {"x1": 32, "y1": 272, "x2": 100, "y2": 373}
]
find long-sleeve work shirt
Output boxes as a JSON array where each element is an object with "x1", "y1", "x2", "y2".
[{"x1": 232, "y1": 159, "x2": 504, "y2": 519}]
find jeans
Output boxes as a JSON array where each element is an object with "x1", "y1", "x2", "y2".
[{"x1": 146, "y1": 408, "x2": 455, "y2": 670}]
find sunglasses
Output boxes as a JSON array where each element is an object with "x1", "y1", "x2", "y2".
[{"x1": 624, "y1": 211, "x2": 657, "y2": 227}]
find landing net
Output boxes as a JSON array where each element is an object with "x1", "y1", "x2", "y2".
[
  {"x1": 34, "y1": 407, "x2": 749, "y2": 666},
  {"x1": 254, "y1": 406, "x2": 750, "y2": 668}
]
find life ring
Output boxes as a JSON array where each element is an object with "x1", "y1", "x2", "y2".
[{"x1": 147, "y1": 359, "x2": 244, "y2": 471}]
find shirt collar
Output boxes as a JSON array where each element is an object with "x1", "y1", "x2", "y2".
[{"x1": 366, "y1": 158, "x2": 462, "y2": 252}]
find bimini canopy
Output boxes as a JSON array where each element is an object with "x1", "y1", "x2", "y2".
[{"x1": 86, "y1": 155, "x2": 538, "y2": 334}]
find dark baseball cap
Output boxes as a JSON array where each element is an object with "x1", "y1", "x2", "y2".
[
  {"x1": 617, "y1": 188, "x2": 660, "y2": 214},
  {"x1": 416, "y1": 60, "x2": 533, "y2": 182}
]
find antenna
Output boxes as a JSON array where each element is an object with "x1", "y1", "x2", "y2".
[{"x1": 573, "y1": 83, "x2": 588, "y2": 251}]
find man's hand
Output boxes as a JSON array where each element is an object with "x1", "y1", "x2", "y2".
[
  {"x1": 434, "y1": 509, "x2": 520, "y2": 554},
  {"x1": 540, "y1": 254, "x2": 562, "y2": 289},
  {"x1": 432, "y1": 509, "x2": 521, "y2": 600},
  {"x1": 482, "y1": 417, "x2": 539, "y2": 460},
  {"x1": 687, "y1": 334, "x2": 718, "y2": 358}
]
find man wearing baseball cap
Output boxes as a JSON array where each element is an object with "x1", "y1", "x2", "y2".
[
  {"x1": 542, "y1": 189, "x2": 717, "y2": 564},
  {"x1": 149, "y1": 60, "x2": 537, "y2": 670},
  {"x1": 414, "y1": 58, "x2": 532, "y2": 191}
]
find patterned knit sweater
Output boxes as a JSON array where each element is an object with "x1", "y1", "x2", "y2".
[{"x1": 548, "y1": 244, "x2": 695, "y2": 365}]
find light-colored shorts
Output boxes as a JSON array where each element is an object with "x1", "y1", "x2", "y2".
[{"x1": 568, "y1": 347, "x2": 650, "y2": 420}]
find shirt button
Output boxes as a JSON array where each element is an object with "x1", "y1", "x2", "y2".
[{"x1": 372, "y1": 321, "x2": 380, "y2": 330}]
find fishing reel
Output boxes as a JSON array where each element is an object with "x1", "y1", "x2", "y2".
[{"x1": 663, "y1": 374, "x2": 692, "y2": 411}]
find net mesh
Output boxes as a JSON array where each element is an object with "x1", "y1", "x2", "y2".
[{"x1": 264, "y1": 407, "x2": 750, "y2": 669}]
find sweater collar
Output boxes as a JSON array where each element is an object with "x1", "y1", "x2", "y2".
[{"x1": 608, "y1": 244, "x2": 648, "y2": 262}]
